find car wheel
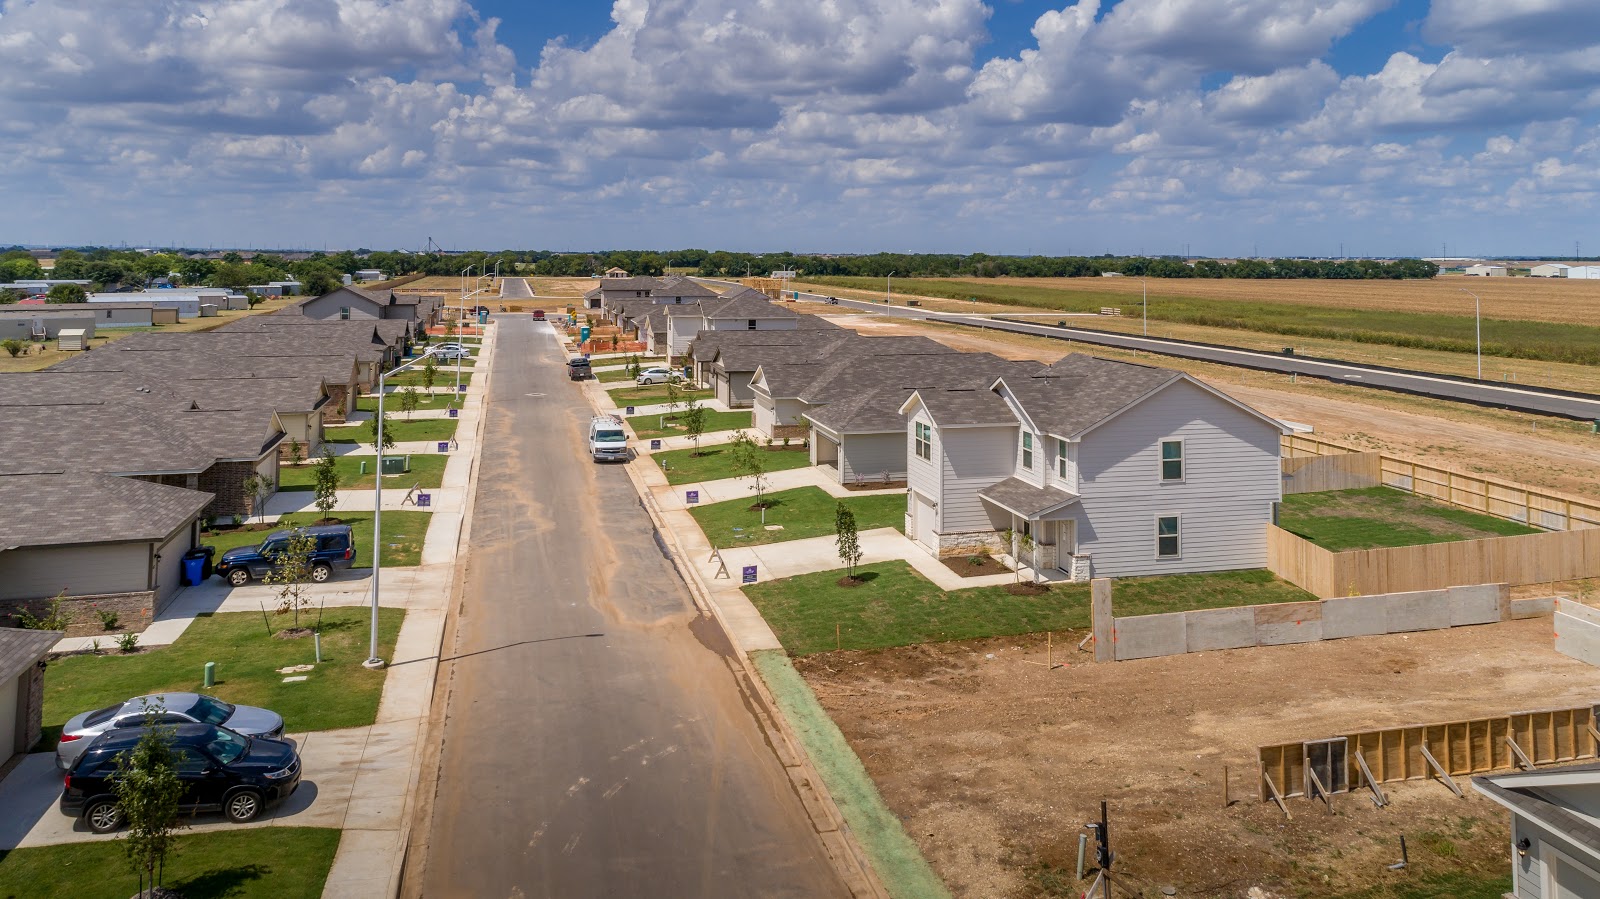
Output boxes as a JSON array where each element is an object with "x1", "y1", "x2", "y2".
[
  {"x1": 84, "y1": 799, "x2": 123, "y2": 834},
  {"x1": 310, "y1": 563, "x2": 332, "y2": 583},
  {"x1": 224, "y1": 789, "x2": 263, "y2": 824},
  {"x1": 227, "y1": 568, "x2": 250, "y2": 587}
]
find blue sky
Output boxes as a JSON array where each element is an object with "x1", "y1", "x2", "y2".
[{"x1": 2, "y1": 0, "x2": 1598, "y2": 257}]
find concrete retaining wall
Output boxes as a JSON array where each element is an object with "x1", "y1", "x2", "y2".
[
  {"x1": 1110, "y1": 583, "x2": 1516, "y2": 662},
  {"x1": 1554, "y1": 599, "x2": 1600, "y2": 668}
]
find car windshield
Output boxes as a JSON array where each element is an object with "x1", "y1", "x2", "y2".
[
  {"x1": 260, "y1": 540, "x2": 287, "y2": 555},
  {"x1": 207, "y1": 728, "x2": 250, "y2": 765},
  {"x1": 595, "y1": 430, "x2": 625, "y2": 442},
  {"x1": 187, "y1": 696, "x2": 235, "y2": 726}
]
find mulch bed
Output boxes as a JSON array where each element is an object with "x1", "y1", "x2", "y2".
[
  {"x1": 940, "y1": 554, "x2": 1011, "y2": 577},
  {"x1": 842, "y1": 479, "x2": 907, "y2": 492}
]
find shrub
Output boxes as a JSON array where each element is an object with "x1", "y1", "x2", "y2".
[
  {"x1": 117, "y1": 632, "x2": 140, "y2": 653},
  {"x1": 17, "y1": 590, "x2": 71, "y2": 631},
  {"x1": 0, "y1": 338, "x2": 24, "y2": 358},
  {"x1": 97, "y1": 609, "x2": 121, "y2": 631}
]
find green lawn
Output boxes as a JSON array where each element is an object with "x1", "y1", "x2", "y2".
[
  {"x1": 385, "y1": 369, "x2": 472, "y2": 387},
  {"x1": 280, "y1": 453, "x2": 448, "y2": 491},
  {"x1": 356, "y1": 392, "x2": 459, "y2": 413},
  {"x1": 43, "y1": 608, "x2": 402, "y2": 745},
  {"x1": 627, "y1": 409, "x2": 751, "y2": 440},
  {"x1": 597, "y1": 367, "x2": 640, "y2": 383},
  {"x1": 201, "y1": 510, "x2": 432, "y2": 569},
  {"x1": 652, "y1": 445, "x2": 812, "y2": 485},
  {"x1": 326, "y1": 418, "x2": 459, "y2": 444},
  {"x1": 1280, "y1": 486, "x2": 1541, "y2": 551},
  {"x1": 1332, "y1": 872, "x2": 1511, "y2": 899},
  {"x1": 745, "y1": 562, "x2": 1315, "y2": 655},
  {"x1": 607, "y1": 384, "x2": 714, "y2": 406},
  {"x1": 690, "y1": 486, "x2": 905, "y2": 548},
  {"x1": 0, "y1": 828, "x2": 341, "y2": 899}
]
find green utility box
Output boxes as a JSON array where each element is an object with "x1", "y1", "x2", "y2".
[{"x1": 379, "y1": 455, "x2": 409, "y2": 475}]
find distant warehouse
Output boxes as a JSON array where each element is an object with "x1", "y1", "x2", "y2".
[
  {"x1": 1463, "y1": 264, "x2": 1508, "y2": 277},
  {"x1": 1568, "y1": 266, "x2": 1600, "y2": 279},
  {"x1": 1530, "y1": 264, "x2": 1570, "y2": 278}
]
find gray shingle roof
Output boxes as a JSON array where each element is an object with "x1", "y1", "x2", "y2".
[
  {"x1": 655, "y1": 276, "x2": 719, "y2": 298},
  {"x1": 911, "y1": 387, "x2": 1017, "y2": 426},
  {"x1": 0, "y1": 471, "x2": 212, "y2": 548},
  {"x1": 977, "y1": 477, "x2": 1080, "y2": 518},
  {"x1": 0, "y1": 371, "x2": 326, "y2": 414},
  {"x1": 0, "y1": 405, "x2": 220, "y2": 476},
  {"x1": 689, "y1": 328, "x2": 846, "y2": 362},
  {"x1": 804, "y1": 356, "x2": 1041, "y2": 433},
  {"x1": 701, "y1": 295, "x2": 799, "y2": 321},
  {"x1": 996, "y1": 353, "x2": 1182, "y2": 438},
  {"x1": 0, "y1": 627, "x2": 63, "y2": 682}
]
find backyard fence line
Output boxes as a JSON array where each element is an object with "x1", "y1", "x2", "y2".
[
  {"x1": 1266, "y1": 524, "x2": 1600, "y2": 598},
  {"x1": 1281, "y1": 452, "x2": 1383, "y2": 494},
  {"x1": 1281, "y1": 434, "x2": 1600, "y2": 531}
]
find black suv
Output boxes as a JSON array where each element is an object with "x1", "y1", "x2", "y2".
[
  {"x1": 214, "y1": 524, "x2": 356, "y2": 587},
  {"x1": 61, "y1": 723, "x2": 302, "y2": 833}
]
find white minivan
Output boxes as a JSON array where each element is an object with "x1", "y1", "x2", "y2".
[{"x1": 588, "y1": 415, "x2": 629, "y2": 462}]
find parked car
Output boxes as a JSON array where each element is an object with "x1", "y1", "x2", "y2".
[
  {"x1": 61, "y1": 723, "x2": 301, "y2": 833},
  {"x1": 214, "y1": 524, "x2": 356, "y2": 587},
  {"x1": 56, "y1": 693, "x2": 285, "y2": 770},
  {"x1": 635, "y1": 367, "x2": 682, "y2": 386},
  {"x1": 434, "y1": 345, "x2": 472, "y2": 361},
  {"x1": 567, "y1": 357, "x2": 592, "y2": 380},
  {"x1": 588, "y1": 415, "x2": 629, "y2": 462},
  {"x1": 532, "y1": 309, "x2": 546, "y2": 321}
]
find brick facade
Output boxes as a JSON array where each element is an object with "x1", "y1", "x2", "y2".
[
  {"x1": 199, "y1": 460, "x2": 256, "y2": 518},
  {"x1": 24, "y1": 663, "x2": 45, "y2": 751},
  {"x1": 324, "y1": 385, "x2": 350, "y2": 423},
  {"x1": 772, "y1": 424, "x2": 809, "y2": 441},
  {"x1": 0, "y1": 589, "x2": 159, "y2": 637}
]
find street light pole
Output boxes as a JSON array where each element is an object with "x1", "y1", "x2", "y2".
[
  {"x1": 1139, "y1": 277, "x2": 1148, "y2": 336},
  {"x1": 1459, "y1": 287, "x2": 1482, "y2": 379},
  {"x1": 886, "y1": 271, "x2": 895, "y2": 306},
  {"x1": 365, "y1": 346, "x2": 443, "y2": 669}
]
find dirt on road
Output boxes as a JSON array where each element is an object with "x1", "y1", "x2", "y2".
[{"x1": 797, "y1": 618, "x2": 1600, "y2": 898}]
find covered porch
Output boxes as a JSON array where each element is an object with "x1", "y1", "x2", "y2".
[{"x1": 978, "y1": 477, "x2": 1092, "y2": 583}]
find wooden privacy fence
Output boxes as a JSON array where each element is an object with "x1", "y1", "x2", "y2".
[
  {"x1": 1266, "y1": 524, "x2": 1600, "y2": 598},
  {"x1": 1282, "y1": 434, "x2": 1600, "y2": 531},
  {"x1": 1281, "y1": 452, "x2": 1382, "y2": 494},
  {"x1": 1260, "y1": 704, "x2": 1599, "y2": 803}
]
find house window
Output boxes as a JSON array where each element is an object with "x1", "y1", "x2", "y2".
[
  {"x1": 1021, "y1": 432, "x2": 1033, "y2": 470},
  {"x1": 1161, "y1": 439, "x2": 1184, "y2": 481},
  {"x1": 1156, "y1": 515, "x2": 1181, "y2": 557},
  {"x1": 1057, "y1": 439, "x2": 1068, "y2": 478},
  {"x1": 339, "y1": 306, "x2": 350, "y2": 320},
  {"x1": 914, "y1": 422, "x2": 931, "y2": 460},
  {"x1": 747, "y1": 319, "x2": 757, "y2": 330}
]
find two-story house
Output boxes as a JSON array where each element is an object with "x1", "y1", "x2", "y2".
[
  {"x1": 899, "y1": 354, "x2": 1285, "y2": 580},
  {"x1": 663, "y1": 288, "x2": 800, "y2": 358},
  {"x1": 746, "y1": 336, "x2": 956, "y2": 438}
]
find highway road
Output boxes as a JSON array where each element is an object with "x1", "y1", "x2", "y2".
[
  {"x1": 418, "y1": 315, "x2": 848, "y2": 898},
  {"x1": 782, "y1": 288, "x2": 1600, "y2": 421}
]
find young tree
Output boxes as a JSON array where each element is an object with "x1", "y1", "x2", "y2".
[
  {"x1": 1001, "y1": 527, "x2": 1037, "y2": 584},
  {"x1": 835, "y1": 502, "x2": 862, "y2": 580},
  {"x1": 398, "y1": 386, "x2": 421, "y2": 420},
  {"x1": 367, "y1": 405, "x2": 396, "y2": 452},
  {"x1": 421, "y1": 355, "x2": 438, "y2": 391},
  {"x1": 287, "y1": 438, "x2": 305, "y2": 468},
  {"x1": 110, "y1": 702, "x2": 184, "y2": 896},
  {"x1": 729, "y1": 431, "x2": 771, "y2": 510},
  {"x1": 663, "y1": 375, "x2": 682, "y2": 414},
  {"x1": 263, "y1": 531, "x2": 319, "y2": 629},
  {"x1": 627, "y1": 354, "x2": 641, "y2": 380},
  {"x1": 313, "y1": 446, "x2": 341, "y2": 521},
  {"x1": 681, "y1": 399, "x2": 708, "y2": 456},
  {"x1": 240, "y1": 473, "x2": 266, "y2": 523}
]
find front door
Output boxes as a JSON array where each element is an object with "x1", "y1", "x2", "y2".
[
  {"x1": 913, "y1": 493, "x2": 937, "y2": 548},
  {"x1": 1055, "y1": 520, "x2": 1077, "y2": 571}
]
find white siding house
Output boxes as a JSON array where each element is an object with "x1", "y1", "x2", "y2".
[
  {"x1": 899, "y1": 354, "x2": 1286, "y2": 581},
  {"x1": 1476, "y1": 765, "x2": 1600, "y2": 899},
  {"x1": 1567, "y1": 266, "x2": 1600, "y2": 279}
]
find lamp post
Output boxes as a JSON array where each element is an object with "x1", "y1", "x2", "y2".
[
  {"x1": 886, "y1": 272, "x2": 895, "y2": 306},
  {"x1": 1459, "y1": 287, "x2": 1483, "y2": 379},
  {"x1": 364, "y1": 346, "x2": 445, "y2": 668},
  {"x1": 1138, "y1": 277, "x2": 1148, "y2": 336}
]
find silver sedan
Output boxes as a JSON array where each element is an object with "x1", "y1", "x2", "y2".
[{"x1": 56, "y1": 693, "x2": 285, "y2": 770}]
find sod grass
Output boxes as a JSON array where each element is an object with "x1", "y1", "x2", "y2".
[
  {"x1": 1280, "y1": 486, "x2": 1541, "y2": 551},
  {"x1": 326, "y1": 418, "x2": 459, "y2": 444},
  {"x1": 606, "y1": 384, "x2": 714, "y2": 406},
  {"x1": 651, "y1": 444, "x2": 812, "y2": 486},
  {"x1": 356, "y1": 392, "x2": 460, "y2": 413},
  {"x1": 626, "y1": 409, "x2": 751, "y2": 439},
  {"x1": 690, "y1": 487, "x2": 904, "y2": 548},
  {"x1": 279, "y1": 453, "x2": 447, "y2": 491}
]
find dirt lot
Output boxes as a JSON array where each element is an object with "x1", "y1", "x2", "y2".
[
  {"x1": 798, "y1": 617, "x2": 1597, "y2": 897},
  {"x1": 819, "y1": 313, "x2": 1600, "y2": 499}
]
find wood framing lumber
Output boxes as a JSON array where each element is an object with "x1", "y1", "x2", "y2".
[
  {"x1": 1260, "y1": 763, "x2": 1292, "y2": 820},
  {"x1": 1419, "y1": 743, "x2": 1464, "y2": 798},
  {"x1": 1507, "y1": 736, "x2": 1537, "y2": 771},
  {"x1": 1353, "y1": 750, "x2": 1387, "y2": 807}
]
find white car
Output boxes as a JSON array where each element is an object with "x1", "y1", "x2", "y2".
[{"x1": 635, "y1": 367, "x2": 682, "y2": 385}]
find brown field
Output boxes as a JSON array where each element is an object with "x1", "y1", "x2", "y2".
[
  {"x1": 800, "y1": 616, "x2": 1590, "y2": 898},
  {"x1": 893, "y1": 274, "x2": 1600, "y2": 326}
]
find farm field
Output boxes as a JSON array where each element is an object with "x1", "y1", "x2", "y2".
[
  {"x1": 797, "y1": 616, "x2": 1591, "y2": 898},
  {"x1": 798, "y1": 275, "x2": 1600, "y2": 367}
]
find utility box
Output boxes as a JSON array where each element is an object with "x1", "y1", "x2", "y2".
[{"x1": 379, "y1": 455, "x2": 409, "y2": 475}]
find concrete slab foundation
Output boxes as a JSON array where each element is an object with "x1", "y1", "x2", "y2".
[
  {"x1": 1183, "y1": 607, "x2": 1256, "y2": 652},
  {"x1": 1113, "y1": 612, "x2": 1187, "y2": 661}
]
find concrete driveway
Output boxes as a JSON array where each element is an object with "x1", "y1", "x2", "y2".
[{"x1": 0, "y1": 722, "x2": 417, "y2": 849}]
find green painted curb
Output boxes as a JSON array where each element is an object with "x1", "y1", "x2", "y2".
[{"x1": 750, "y1": 650, "x2": 952, "y2": 899}]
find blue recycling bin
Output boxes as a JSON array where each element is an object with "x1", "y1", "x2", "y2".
[{"x1": 182, "y1": 550, "x2": 207, "y2": 586}]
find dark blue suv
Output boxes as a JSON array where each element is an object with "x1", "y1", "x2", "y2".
[
  {"x1": 61, "y1": 723, "x2": 301, "y2": 833},
  {"x1": 214, "y1": 524, "x2": 356, "y2": 587}
]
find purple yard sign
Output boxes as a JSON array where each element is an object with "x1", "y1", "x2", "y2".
[
  {"x1": 437, "y1": 442, "x2": 450, "y2": 453},
  {"x1": 458, "y1": 384, "x2": 467, "y2": 393},
  {"x1": 448, "y1": 407, "x2": 459, "y2": 418},
  {"x1": 650, "y1": 439, "x2": 661, "y2": 450},
  {"x1": 741, "y1": 565, "x2": 757, "y2": 584},
  {"x1": 417, "y1": 493, "x2": 431, "y2": 508},
  {"x1": 626, "y1": 406, "x2": 635, "y2": 415},
  {"x1": 686, "y1": 490, "x2": 699, "y2": 504}
]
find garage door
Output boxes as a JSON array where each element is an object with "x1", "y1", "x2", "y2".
[
  {"x1": 752, "y1": 401, "x2": 775, "y2": 436},
  {"x1": 1553, "y1": 853, "x2": 1600, "y2": 899},
  {"x1": 913, "y1": 492, "x2": 937, "y2": 548},
  {"x1": 154, "y1": 531, "x2": 188, "y2": 602}
]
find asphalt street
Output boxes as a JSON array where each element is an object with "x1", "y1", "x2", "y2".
[
  {"x1": 499, "y1": 277, "x2": 534, "y2": 298},
  {"x1": 772, "y1": 286, "x2": 1600, "y2": 421},
  {"x1": 419, "y1": 315, "x2": 848, "y2": 898}
]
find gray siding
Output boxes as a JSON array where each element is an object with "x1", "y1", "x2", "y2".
[
  {"x1": 938, "y1": 425, "x2": 1016, "y2": 533},
  {"x1": 726, "y1": 370, "x2": 758, "y2": 407},
  {"x1": 1070, "y1": 379, "x2": 1281, "y2": 578},
  {"x1": 299, "y1": 291, "x2": 382, "y2": 320},
  {"x1": 0, "y1": 543, "x2": 152, "y2": 599},
  {"x1": 840, "y1": 432, "x2": 905, "y2": 482},
  {"x1": 154, "y1": 528, "x2": 190, "y2": 602},
  {"x1": 905, "y1": 408, "x2": 940, "y2": 525},
  {"x1": 1514, "y1": 816, "x2": 1546, "y2": 899},
  {"x1": 752, "y1": 395, "x2": 775, "y2": 435}
]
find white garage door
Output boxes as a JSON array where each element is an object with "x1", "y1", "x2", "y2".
[
  {"x1": 752, "y1": 401, "x2": 775, "y2": 436},
  {"x1": 913, "y1": 492, "x2": 937, "y2": 548},
  {"x1": 1553, "y1": 853, "x2": 1600, "y2": 899}
]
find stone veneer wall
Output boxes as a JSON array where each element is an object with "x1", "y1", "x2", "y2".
[
  {"x1": 0, "y1": 589, "x2": 159, "y2": 638},
  {"x1": 199, "y1": 460, "x2": 255, "y2": 518},
  {"x1": 24, "y1": 663, "x2": 45, "y2": 751},
  {"x1": 936, "y1": 530, "x2": 1007, "y2": 557},
  {"x1": 324, "y1": 385, "x2": 350, "y2": 423},
  {"x1": 771, "y1": 424, "x2": 809, "y2": 440}
]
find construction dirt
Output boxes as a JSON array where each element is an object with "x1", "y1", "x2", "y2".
[{"x1": 796, "y1": 617, "x2": 1600, "y2": 898}]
